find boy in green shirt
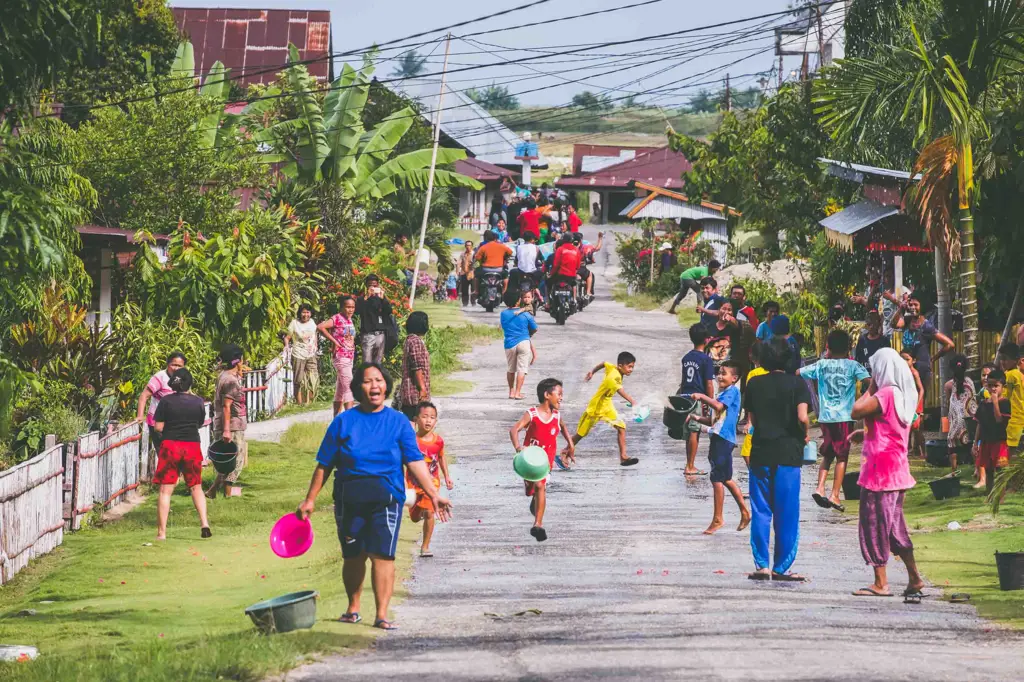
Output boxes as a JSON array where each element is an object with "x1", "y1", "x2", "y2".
[{"x1": 668, "y1": 259, "x2": 721, "y2": 315}]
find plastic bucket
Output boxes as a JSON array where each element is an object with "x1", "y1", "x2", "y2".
[
  {"x1": 513, "y1": 446, "x2": 550, "y2": 482},
  {"x1": 995, "y1": 551, "x2": 1024, "y2": 591},
  {"x1": 929, "y1": 476, "x2": 961, "y2": 500},
  {"x1": 632, "y1": 405, "x2": 650, "y2": 423},
  {"x1": 245, "y1": 590, "x2": 319, "y2": 633},
  {"x1": 842, "y1": 471, "x2": 861, "y2": 501},
  {"x1": 269, "y1": 514, "x2": 314, "y2": 558},
  {"x1": 667, "y1": 427, "x2": 688, "y2": 441},
  {"x1": 803, "y1": 440, "x2": 818, "y2": 464},
  {"x1": 925, "y1": 439, "x2": 949, "y2": 467},
  {"x1": 208, "y1": 439, "x2": 238, "y2": 475}
]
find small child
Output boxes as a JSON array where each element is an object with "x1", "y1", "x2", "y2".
[
  {"x1": 679, "y1": 324, "x2": 716, "y2": 476},
  {"x1": 974, "y1": 369, "x2": 1010, "y2": 492},
  {"x1": 756, "y1": 301, "x2": 779, "y2": 342},
  {"x1": 900, "y1": 349, "x2": 926, "y2": 459},
  {"x1": 943, "y1": 354, "x2": 977, "y2": 473},
  {"x1": 571, "y1": 352, "x2": 639, "y2": 466},
  {"x1": 997, "y1": 343, "x2": 1024, "y2": 459},
  {"x1": 510, "y1": 378, "x2": 576, "y2": 542},
  {"x1": 407, "y1": 402, "x2": 452, "y2": 557},
  {"x1": 445, "y1": 272, "x2": 458, "y2": 300},
  {"x1": 688, "y1": 361, "x2": 751, "y2": 534},
  {"x1": 740, "y1": 342, "x2": 768, "y2": 467},
  {"x1": 798, "y1": 330, "x2": 869, "y2": 511},
  {"x1": 979, "y1": 362, "x2": 996, "y2": 401}
]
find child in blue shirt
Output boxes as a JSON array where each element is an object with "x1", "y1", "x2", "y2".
[
  {"x1": 688, "y1": 361, "x2": 751, "y2": 535},
  {"x1": 679, "y1": 324, "x2": 716, "y2": 476},
  {"x1": 756, "y1": 300, "x2": 779, "y2": 341},
  {"x1": 798, "y1": 329, "x2": 870, "y2": 511}
]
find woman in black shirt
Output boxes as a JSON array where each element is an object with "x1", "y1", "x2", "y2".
[{"x1": 153, "y1": 368, "x2": 211, "y2": 540}]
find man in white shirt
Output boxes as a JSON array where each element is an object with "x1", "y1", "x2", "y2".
[{"x1": 513, "y1": 231, "x2": 543, "y2": 304}]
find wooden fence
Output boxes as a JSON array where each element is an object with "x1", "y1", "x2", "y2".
[{"x1": 0, "y1": 444, "x2": 65, "y2": 585}]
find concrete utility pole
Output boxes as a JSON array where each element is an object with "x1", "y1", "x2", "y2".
[
  {"x1": 724, "y1": 73, "x2": 731, "y2": 111},
  {"x1": 409, "y1": 33, "x2": 452, "y2": 310}
]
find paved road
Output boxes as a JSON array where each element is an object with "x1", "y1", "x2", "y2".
[{"x1": 288, "y1": 226, "x2": 1022, "y2": 681}]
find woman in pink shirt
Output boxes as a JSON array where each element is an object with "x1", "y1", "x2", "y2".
[
  {"x1": 850, "y1": 347, "x2": 926, "y2": 600},
  {"x1": 317, "y1": 296, "x2": 358, "y2": 416}
]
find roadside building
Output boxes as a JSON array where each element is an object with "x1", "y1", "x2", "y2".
[{"x1": 453, "y1": 159, "x2": 520, "y2": 231}]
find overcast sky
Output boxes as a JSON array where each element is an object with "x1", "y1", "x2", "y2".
[{"x1": 171, "y1": 0, "x2": 814, "y2": 107}]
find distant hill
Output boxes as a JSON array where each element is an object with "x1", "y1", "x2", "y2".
[{"x1": 491, "y1": 107, "x2": 723, "y2": 137}]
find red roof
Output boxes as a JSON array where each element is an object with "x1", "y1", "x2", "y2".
[
  {"x1": 455, "y1": 158, "x2": 520, "y2": 182},
  {"x1": 570, "y1": 143, "x2": 660, "y2": 176},
  {"x1": 556, "y1": 147, "x2": 690, "y2": 191},
  {"x1": 171, "y1": 7, "x2": 331, "y2": 86},
  {"x1": 76, "y1": 225, "x2": 168, "y2": 243}
]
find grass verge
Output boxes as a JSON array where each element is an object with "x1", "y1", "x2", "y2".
[
  {"x1": 611, "y1": 282, "x2": 700, "y2": 328},
  {"x1": 420, "y1": 300, "x2": 502, "y2": 397},
  {"x1": 0, "y1": 423, "x2": 412, "y2": 681}
]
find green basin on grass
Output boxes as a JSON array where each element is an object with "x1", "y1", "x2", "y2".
[{"x1": 245, "y1": 590, "x2": 318, "y2": 634}]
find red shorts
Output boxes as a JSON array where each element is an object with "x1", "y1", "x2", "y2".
[
  {"x1": 820, "y1": 422, "x2": 852, "y2": 468},
  {"x1": 524, "y1": 478, "x2": 547, "y2": 497},
  {"x1": 977, "y1": 442, "x2": 1009, "y2": 470},
  {"x1": 154, "y1": 440, "x2": 203, "y2": 487}
]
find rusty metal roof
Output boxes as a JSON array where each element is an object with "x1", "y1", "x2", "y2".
[
  {"x1": 556, "y1": 147, "x2": 690, "y2": 191},
  {"x1": 171, "y1": 7, "x2": 332, "y2": 86}
]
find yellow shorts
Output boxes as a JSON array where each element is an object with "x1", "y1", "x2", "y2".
[
  {"x1": 575, "y1": 407, "x2": 626, "y2": 437},
  {"x1": 1006, "y1": 419, "x2": 1024, "y2": 447},
  {"x1": 740, "y1": 433, "x2": 753, "y2": 459}
]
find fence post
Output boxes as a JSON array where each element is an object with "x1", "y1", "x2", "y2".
[{"x1": 62, "y1": 440, "x2": 77, "y2": 530}]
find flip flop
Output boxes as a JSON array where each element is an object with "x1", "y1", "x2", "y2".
[
  {"x1": 620, "y1": 458, "x2": 639, "y2": 467},
  {"x1": 553, "y1": 456, "x2": 569, "y2": 471},
  {"x1": 373, "y1": 619, "x2": 399, "y2": 630},
  {"x1": 684, "y1": 469, "x2": 708, "y2": 476},
  {"x1": 338, "y1": 612, "x2": 362, "y2": 623},
  {"x1": 902, "y1": 586, "x2": 927, "y2": 604},
  {"x1": 812, "y1": 493, "x2": 831, "y2": 508},
  {"x1": 852, "y1": 587, "x2": 892, "y2": 597},
  {"x1": 829, "y1": 500, "x2": 846, "y2": 512},
  {"x1": 748, "y1": 571, "x2": 771, "y2": 581},
  {"x1": 419, "y1": 551, "x2": 434, "y2": 558},
  {"x1": 772, "y1": 572, "x2": 807, "y2": 582}
]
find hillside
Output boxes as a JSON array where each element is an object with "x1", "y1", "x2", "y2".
[{"x1": 491, "y1": 107, "x2": 723, "y2": 137}]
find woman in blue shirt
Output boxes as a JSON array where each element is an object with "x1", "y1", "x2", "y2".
[{"x1": 297, "y1": 363, "x2": 452, "y2": 631}]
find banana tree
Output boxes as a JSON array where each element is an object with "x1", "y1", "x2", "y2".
[
  {"x1": 168, "y1": 40, "x2": 236, "y2": 149},
  {"x1": 248, "y1": 45, "x2": 481, "y2": 199},
  {"x1": 815, "y1": 0, "x2": 1024, "y2": 371}
]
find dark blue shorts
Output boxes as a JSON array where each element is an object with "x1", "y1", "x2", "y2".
[
  {"x1": 335, "y1": 500, "x2": 403, "y2": 560},
  {"x1": 709, "y1": 433, "x2": 736, "y2": 484}
]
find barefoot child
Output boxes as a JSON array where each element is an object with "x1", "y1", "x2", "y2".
[
  {"x1": 510, "y1": 378, "x2": 576, "y2": 542},
  {"x1": 974, "y1": 369, "x2": 1010, "y2": 493},
  {"x1": 798, "y1": 330, "x2": 869, "y2": 511},
  {"x1": 679, "y1": 324, "x2": 716, "y2": 475},
  {"x1": 407, "y1": 402, "x2": 452, "y2": 557},
  {"x1": 687, "y1": 361, "x2": 751, "y2": 534},
  {"x1": 571, "y1": 352, "x2": 639, "y2": 466},
  {"x1": 943, "y1": 354, "x2": 977, "y2": 473}
]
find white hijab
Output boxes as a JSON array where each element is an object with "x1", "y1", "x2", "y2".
[{"x1": 869, "y1": 347, "x2": 918, "y2": 426}]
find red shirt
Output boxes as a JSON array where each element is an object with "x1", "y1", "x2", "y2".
[
  {"x1": 567, "y1": 211, "x2": 582, "y2": 232},
  {"x1": 737, "y1": 305, "x2": 759, "y2": 329},
  {"x1": 517, "y1": 209, "x2": 540, "y2": 239},
  {"x1": 524, "y1": 406, "x2": 560, "y2": 467},
  {"x1": 552, "y1": 244, "x2": 581, "y2": 277}
]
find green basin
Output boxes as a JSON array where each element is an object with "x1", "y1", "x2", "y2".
[{"x1": 245, "y1": 590, "x2": 318, "y2": 634}]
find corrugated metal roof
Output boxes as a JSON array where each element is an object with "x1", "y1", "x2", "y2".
[
  {"x1": 620, "y1": 195, "x2": 727, "y2": 222},
  {"x1": 557, "y1": 147, "x2": 690, "y2": 190},
  {"x1": 819, "y1": 200, "x2": 900, "y2": 235},
  {"x1": 454, "y1": 158, "x2": 519, "y2": 182},
  {"x1": 171, "y1": 7, "x2": 332, "y2": 86},
  {"x1": 818, "y1": 157, "x2": 920, "y2": 183},
  {"x1": 581, "y1": 151, "x2": 636, "y2": 173},
  {"x1": 389, "y1": 79, "x2": 546, "y2": 168}
]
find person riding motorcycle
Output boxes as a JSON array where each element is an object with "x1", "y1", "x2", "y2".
[
  {"x1": 574, "y1": 231, "x2": 604, "y2": 301},
  {"x1": 510, "y1": 231, "x2": 544, "y2": 305},
  {"x1": 474, "y1": 229, "x2": 513, "y2": 298},
  {"x1": 548, "y1": 234, "x2": 582, "y2": 306}
]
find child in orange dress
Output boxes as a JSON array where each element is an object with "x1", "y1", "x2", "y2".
[{"x1": 407, "y1": 402, "x2": 451, "y2": 557}]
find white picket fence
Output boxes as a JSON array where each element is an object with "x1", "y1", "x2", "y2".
[{"x1": 0, "y1": 350, "x2": 291, "y2": 584}]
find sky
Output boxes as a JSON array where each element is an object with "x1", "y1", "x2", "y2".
[{"x1": 170, "y1": 0, "x2": 818, "y2": 107}]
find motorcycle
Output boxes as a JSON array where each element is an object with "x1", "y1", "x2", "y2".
[
  {"x1": 504, "y1": 269, "x2": 541, "y2": 314},
  {"x1": 478, "y1": 271, "x2": 505, "y2": 313},
  {"x1": 548, "y1": 278, "x2": 577, "y2": 325}
]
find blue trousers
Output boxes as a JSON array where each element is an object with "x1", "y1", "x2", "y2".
[{"x1": 749, "y1": 464, "x2": 801, "y2": 574}]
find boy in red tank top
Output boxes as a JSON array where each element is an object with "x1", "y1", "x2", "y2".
[
  {"x1": 406, "y1": 402, "x2": 452, "y2": 557},
  {"x1": 510, "y1": 378, "x2": 575, "y2": 542}
]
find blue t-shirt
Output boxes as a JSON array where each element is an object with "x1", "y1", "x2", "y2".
[
  {"x1": 316, "y1": 406, "x2": 423, "y2": 502},
  {"x1": 700, "y1": 294, "x2": 726, "y2": 328},
  {"x1": 710, "y1": 384, "x2": 742, "y2": 444},
  {"x1": 500, "y1": 308, "x2": 538, "y2": 349},
  {"x1": 680, "y1": 349, "x2": 715, "y2": 395},
  {"x1": 755, "y1": 321, "x2": 773, "y2": 342},
  {"x1": 800, "y1": 358, "x2": 870, "y2": 423}
]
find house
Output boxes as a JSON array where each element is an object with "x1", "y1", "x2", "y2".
[
  {"x1": 570, "y1": 143, "x2": 660, "y2": 176},
  {"x1": 555, "y1": 146, "x2": 691, "y2": 224},
  {"x1": 453, "y1": 158, "x2": 519, "y2": 230},
  {"x1": 618, "y1": 181, "x2": 738, "y2": 264},
  {"x1": 171, "y1": 7, "x2": 332, "y2": 86},
  {"x1": 77, "y1": 226, "x2": 169, "y2": 328}
]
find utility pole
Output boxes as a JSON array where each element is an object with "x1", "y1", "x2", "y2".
[
  {"x1": 724, "y1": 73, "x2": 731, "y2": 111},
  {"x1": 408, "y1": 33, "x2": 451, "y2": 310},
  {"x1": 816, "y1": 4, "x2": 825, "y2": 69}
]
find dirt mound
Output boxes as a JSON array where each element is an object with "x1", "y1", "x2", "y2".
[{"x1": 715, "y1": 259, "x2": 809, "y2": 293}]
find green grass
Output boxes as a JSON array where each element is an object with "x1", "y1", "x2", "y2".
[
  {"x1": 0, "y1": 423, "x2": 412, "y2": 681},
  {"x1": 273, "y1": 400, "x2": 333, "y2": 419},
  {"x1": 611, "y1": 282, "x2": 700, "y2": 328}
]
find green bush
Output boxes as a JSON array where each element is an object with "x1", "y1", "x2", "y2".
[
  {"x1": 9, "y1": 380, "x2": 88, "y2": 464},
  {"x1": 729, "y1": 277, "x2": 783, "y2": 311}
]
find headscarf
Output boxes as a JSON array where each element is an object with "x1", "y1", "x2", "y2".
[{"x1": 869, "y1": 347, "x2": 918, "y2": 426}]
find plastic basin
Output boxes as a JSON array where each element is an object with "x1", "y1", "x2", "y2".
[
  {"x1": 995, "y1": 551, "x2": 1024, "y2": 591},
  {"x1": 842, "y1": 471, "x2": 861, "y2": 501},
  {"x1": 929, "y1": 476, "x2": 961, "y2": 500},
  {"x1": 513, "y1": 446, "x2": 551, "y2": 482},
  {"x1": 925, "y1": 439, "x2": 949, "y2": 467},
  {"x1": 208, "y1": 439, "x2": 238, "y2": 475},
  {"x1": 269, "y1": 514, "x2": 314, "y2": 558},
  {"x1": 245, "y1": 590, "x2": 318, "y2": 633}
]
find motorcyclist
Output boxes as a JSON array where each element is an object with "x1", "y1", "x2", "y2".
[
  {"x1": 511, "y1": 231, "x2": 544, "y2": 305},
  {"x1": 548, "y1": 233, "x2": 582, "y2": 306},
  {"x1": 474, "y1": 229, "x2": 513, "y2": 297},
  {"x1": 574, "y1": 231, "x2": 604, "y2": 301}
]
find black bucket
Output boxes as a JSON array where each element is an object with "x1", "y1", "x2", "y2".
[
  {"x1": 667, "y1": 427, "x2": 688, "y2": 441},
  {"x1": 925, "y1": 439, "x2": 949, "y2": 467},
  {"x1": 995, "y1": 551, "x2": 1024, "y2": 591},
  {"x1": 208, "y1": 439, "x2": 238, "y2": 475},
  {"x1": 842, "y1": 471, "x2": 861, "y2": 501},
  {"x1": 929, "y1": 476, "x2": 961, "y2": 500}
]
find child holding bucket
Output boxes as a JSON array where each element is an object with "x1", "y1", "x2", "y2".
[
  {"x1": 407, "y1": 402, "x2": 452, "y2": 557},
  {"x1": 570, "y1": 352, "x2": 639, "y2": 466},
  {"x1": 510, "y1": 378, "x2": 575, "y2": 542}
]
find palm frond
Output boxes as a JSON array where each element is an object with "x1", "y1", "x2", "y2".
[{"x1": 904, "y1": 135, "x2": 960, "y2": 266}]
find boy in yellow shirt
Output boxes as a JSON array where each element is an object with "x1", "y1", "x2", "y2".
[
  {"x1": 997, "y1": 344, "x2": 1024, "y2": 455},
  {"x1": 740, "y1": 342, "x2": 768, "y2": 466},
  {"x1": 569, "y1": 352, "x2": 639, "y2": 466}
]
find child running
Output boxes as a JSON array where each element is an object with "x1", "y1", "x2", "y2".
[
  {"x1": 510, "y1": 378, "x2": 576, "y2": 542},
  {"x1": 974, "y1": 369, "x2": 1010, "y2": 492},
  {"x1": 407, "y1": 402, "x2": 452, "y2": 557},
  {"x1": 688, "y1": 361, "x2": 751, "y2": 534},
  {"x1": 570, "y1": 352, "x2": 639, "y2": 466},
  {"x1": 679, "y1": 324, "x2": 716, "y2": 475},
  {"x1": 798, "y1": 330, "x2": 869, "y2": 511}
]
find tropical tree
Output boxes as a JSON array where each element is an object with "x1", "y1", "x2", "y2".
[
  {"x1": 467, "y1": 83, "x2": 520, "y2": 110},
  {"x1": 571, "y1": 91, "x2": 614, "y2": 111},
  {"x1": 390, "y1": 51, "x2": 427, "y2": 79},
  {"x1": 815, "y1": 0, "x2": 1024, "y2": 370},
  {"x1": 373, "y1": 188, "x2": 456, "y2": 277}
]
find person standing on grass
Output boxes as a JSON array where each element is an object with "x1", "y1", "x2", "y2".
[
  {"x1": 679, "y1": 324, "x2": 716, "y2": 476},
  {"x1": 137, "y1": 351, "x2": 186, "y2": 453},
  {"x1": 501, "y1": 290, "x2": 538, "y2": 400},
  {"x1": 798, "y1": 330, "x2": 870, "y2": 512},
  {"x1": 286, "y1": 304, "x2": 319, "y2": 405},
  {"x1": 356, "y1": 275, "x2": 393, "y2": 364},
  {"x1": 974, "y1": 369, "x2": 1010, "y2": 492},
  {"x1": 393, "y1": 311, "x2": 431, "y2": 421},
  {"x1": 944, "y1": 354, "x2": 977, "y2": 474},
  {"x1": 207, "y1": 345, "x2": 248, "y2": 499},
  {"x1": 743, "y1": 337, "x2": 811, "y2": 582},
  {"x1": 298, "y1": 363, "x2": 452, "y2": 631},
  {"x1": 457, "y1": 241, "x2": 476, "y2": 307},
  {"x1": 408, "y1": 402, "x2": 451, "y2": 558},
  {"x1": 152, "y1": 368, "x2": 211, "y2": 540},
  {"x1": 849, "y1": 347, "x2": 926, "y2": 600},
  {"x1": 667, "y1": 259, "x2": 721, "y2": 316},
  {"x1": 318, "y1": 295, "x2": 357, "y2": 416},
  {"x1": 997, "y1": 343, "x2": 1024, "y2": 459}
]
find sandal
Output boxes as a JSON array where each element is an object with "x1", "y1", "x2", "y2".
[
  {"x1": 338, "y1": 612, "x2": 361, "y2": 623},
  {"x1": 772, "y1": 572, "x2": 807, "y2": 582},
  {"x1": 620, "y1": 458, "x2": 639, "y2": 467},
  {"x1": 373, "y1": 618, "x2": 398, "y2": 630},
  {"x1": 748, "y1": 570, "x2": 771, "y2": 581},
  {"x1": 852, "y1": 586, "x2": 892, "y2": 597},
  {"x1": 829, "y1": 500, "x2": 846, "y2": 512},
  {"x1": 684, "y1": 469, "x2": 708, "y2": 476},
  {"x1": 812, "y1": 493, "x2": 831, "y2": 509},
  {"x1": 902, "y1": 586, "x2": 927, "y2": 604}
]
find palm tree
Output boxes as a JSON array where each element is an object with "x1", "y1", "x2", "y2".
[
  {"x1": 390, "y1": 51, "x2": 427, "y2": 79},
  {"x1": 815, "y1": 0, "x2": 1024, "y2": 371},
  {"x1": 373, "y1": 188, "x2": 456, "y2": 278}
]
